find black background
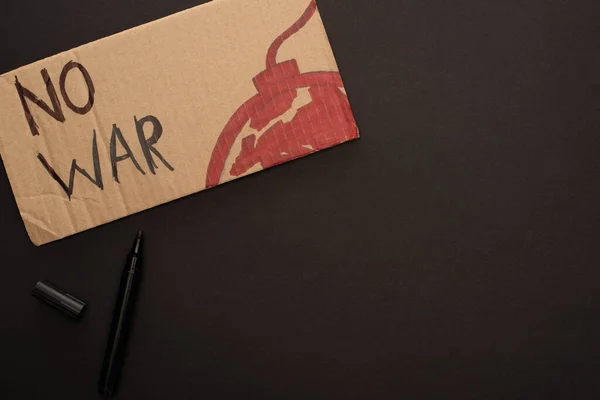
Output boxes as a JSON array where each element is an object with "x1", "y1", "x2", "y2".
[{"x1": 1, "y1": 0, "x2": 599, "y2": 399}]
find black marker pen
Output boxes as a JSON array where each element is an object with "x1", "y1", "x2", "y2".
[{"x1": 98, "y1": 230, "x2": 143, "y2": 398}]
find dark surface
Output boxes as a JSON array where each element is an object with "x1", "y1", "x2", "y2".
[{"x1": 1, "y1": 0, "x2": 599, "y2": 398}]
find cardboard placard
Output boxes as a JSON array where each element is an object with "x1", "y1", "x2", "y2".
[{"x1": 0, "y1": 0, "x2": 359, "y2": 245}]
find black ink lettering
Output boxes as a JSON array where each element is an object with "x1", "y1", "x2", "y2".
[
  {"x1": 59, "y1": 61, "x2": 95, "y2": 115},
  {"x1": 37, "y1": 130, "x2": 103, "y2": 199},
  {"x1": 135, "y1": 115, "x2": 174, "y2": 174},
  {"x1": 15, "y1": 69, "x2": 65, "y2": 136},
  {"x1": 110, "y1": 124, "x2": 145, "y2": 183}
]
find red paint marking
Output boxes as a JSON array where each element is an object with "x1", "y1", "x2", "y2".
[
  {"x1": 265, "y1": 0, "x2": 317, "y2": 69},
  {"x1": 206, "y1": 0, "x2": 358, "y2": 188}
]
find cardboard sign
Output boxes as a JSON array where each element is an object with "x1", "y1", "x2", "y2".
[{"x1": 0, "y1": 0, "x2": 359, "y2": 245}]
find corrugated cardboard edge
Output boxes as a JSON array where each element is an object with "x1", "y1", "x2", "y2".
[{"x1": 1, "y1": 1, "x2": 227, "y2": 78}]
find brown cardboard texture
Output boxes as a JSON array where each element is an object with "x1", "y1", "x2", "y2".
[{"x1": 0, "y1": 0, "x2": 359, "y2": 246}]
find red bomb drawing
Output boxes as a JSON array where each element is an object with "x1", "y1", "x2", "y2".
[{"x1": 205, "y1": 0, "x2": 359, "y2": 188}]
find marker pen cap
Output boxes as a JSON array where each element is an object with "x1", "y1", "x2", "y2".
[{"x1": 32, "y1": 280, "x2": 87, "y2": 320}]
